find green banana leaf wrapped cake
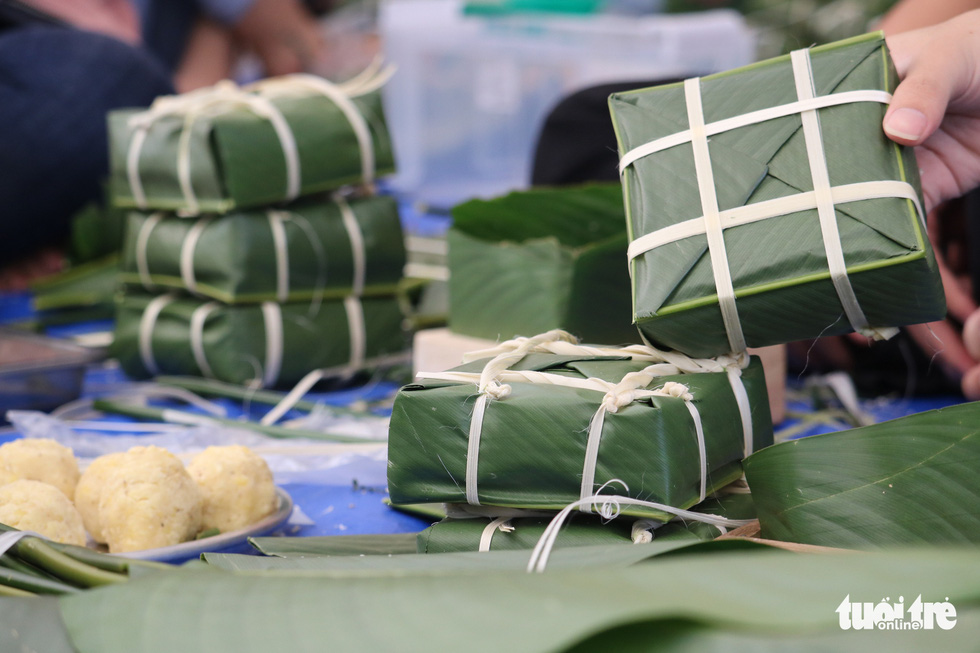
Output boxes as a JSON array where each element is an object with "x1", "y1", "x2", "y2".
[
  {"x1": 609, "y1": 32, "x2": 944, "y2": 357},
  {"x1": 112, "y1": 292, "x2": 408, "y2": 387},
  {"x1": 448, "y1": 184, "x2": 638, "y2": 344},
  {"x1": 387, "y1": 331, "x2": 772, "y2": 520},
  {"x1": 108, "y1": 67, "x2": 395, "y2": 215},
  {"x1": 119, "y1": 195, "x2": 405, "y2": 304}
]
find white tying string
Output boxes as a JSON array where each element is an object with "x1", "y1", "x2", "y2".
[
  {"x1": 684, "y1": 400, "x2": 708, "y2": 502},
  {"x1": 631, "y1": 519, "x2": 660, "y2": 544},
  {"x1": 526, "y1": 481, "x2": 753, "y2": 573},
  {"x1": 252, "y1": 72, "x2": 386, "y2": 187},
  {"x1": 336, "y1": 195, "x2": 367, "y2": 296},
  {"x1": 179, "y1": 216, "x2": 213, "y2": 296},
  {"x1": 189, "y1": 301, "x2": 219, "y2": 379},
  {"x1": 260, "y1": 352, "x2": 412, "y2": 427},
  {"x1": 343, "y1": 295, "x2": 367, "y2": 373},
  {"x1": 627, "y1": 180, "x2": 924, "y2": 262},
  {"x1": 126, "y1": 127, "x2": 151, "y2": 209},
  {"x1": 258, "y1": 285, "x2": 374, "y2": 424},
  {"x1": 791, "y1": 49, "x2": 886, "y2": 341},
  {"x1": 0, "y1": 530, "x2": 44, "y2": 557},
  {"x1": 138, "y1": 293, "x2": 177, "y2": 376},
  {"x1": 126, "y1": 82, "x2": 300, "y2": 215},
  {"x1": 727, "y1": 367, "x2": 754, "y2": 456},
  {"x1": 618, "y1": 89, "x2": 891, "y2": 172},
  {"x1": 457, "y1": 332, "x2": 573, "y2": 506},
  {"x1": 260, "y1": 368, "x2": 324, "y2": 426},
  {"x1": 135, "y1": 212, "x2": 165, "y2": 290},
  {"x1": 478, "y1": 517, "x2": 513, "y2": 552},
  {"x1": 267, "y1": 210, "x2": 291, "y2": 303},
  {"x1": 461, "y1": 332, "x2": 749, "y2": 377},
  {"x1": 685, "y1": 78, "x2": 745, "y2": 353},
  {"x1": 579, "y1": 370, "x2": 694, "y2": 508},
  {"x1": 474, "y1": 330, "x2": 577, "y2": 395},
  {"x1": 466, "y1": 393, "x2": 490, "y2": 506},
  {"x1": 260, "y1": 302, "x2": 284, "y2": 388}
]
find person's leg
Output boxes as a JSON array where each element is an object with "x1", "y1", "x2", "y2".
[{"x1": 0, "y1": 26, "x2": 174, "y2": 286}]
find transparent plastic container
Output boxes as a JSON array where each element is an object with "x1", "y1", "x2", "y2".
[{"x1": 380, "y1": 0, "x2": 754, "y2": 208}]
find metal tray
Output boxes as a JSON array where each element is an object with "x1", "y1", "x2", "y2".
[{"x1": 0, "y1": 328, "x2": 104, "y2": 420}]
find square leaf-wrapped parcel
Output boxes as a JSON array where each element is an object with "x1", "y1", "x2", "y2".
[
  {"x1": 388, "y1": 336, "x2": 772, "y2": 518},
  {"x1": 112, "y1": 293, "x2": 408, "y2": 387},
  {"x1": 119, "y1": 195, "x2": 405, "y2": 304},
  {"x1": 448, "y1": 184, "x2": 639, "y2": 344},
  {"x1": 109, "y1": 74, "x2": 395, "y2": 215},
  {"x1": 609, "y1": 33, "x2": 945, "y2": 357}
]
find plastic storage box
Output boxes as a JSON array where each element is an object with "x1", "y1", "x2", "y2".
[{"x1": 380, "y1": 0, "x2": 754, "y2": 208}]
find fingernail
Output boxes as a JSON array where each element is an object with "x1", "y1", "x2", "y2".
[{"x1": 884, "y1": 107, "x2": 927, "y2": 142}]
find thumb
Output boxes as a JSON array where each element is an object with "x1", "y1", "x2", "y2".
[{"x1": 883, "y1": 31, "x2": 959, "y2": 146}]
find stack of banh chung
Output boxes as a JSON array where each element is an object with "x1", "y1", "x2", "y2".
[
  {"x1": 389, "y1": 33, "x2": 947, "y2": 554},
  {"x1": 107, "y1": 65, "x2": 409, "y2": 387}
]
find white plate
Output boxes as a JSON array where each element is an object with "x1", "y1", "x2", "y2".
[{"x1": 110, "y1": 487, "x2": 293, "y2": 564}]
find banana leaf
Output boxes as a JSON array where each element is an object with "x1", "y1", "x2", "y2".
[
  {"x1": 609, "y1": 32, "x2": 944, "y2": 357},
  {"x1": 387, "y1": 350, "x2": 772, "y2": 518},
  {"x1": 249, "y1": 533, "x2": 420, "y2": 557},
  {"x1": 58, "y1": 548, "x2": 980, "y2": 652},
  {"x1": 118, "y1": 195, "x2": 405, "y2": 304},
  {"x1": 31, "y1": 255, "x2": 119, "y2": 323},
  {"x1": 108, "y1": 81, "x2": 394, "y2": 214},
  {"x1": 0, "y1": 597, "x2": 76, "y2": 653},
  {"x1": 68, "y1": 199, "x2": 126, "y2": 264},
  {"x1": 744, "y1": 400, "x2": 980, "y2": 548},
  {"x1": 203, "y1": 541, "x2": 692, "y2": 573},
  {"x1": 112, "y1": 292, "x2": 408, "y2": 387},
  {"x1": 448, "y1": 184, "x2": 639, "y2": 344}
]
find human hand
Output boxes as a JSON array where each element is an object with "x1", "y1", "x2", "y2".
[
  {"x1": 24, "y1": 0, "x2": 140, "y2": 44},
  {"x1": 884, "y1": 10, "x2": 980, "y2": 213},
  {"x1": 232, "y1": 0, "x2": 323, "y2": 77}
]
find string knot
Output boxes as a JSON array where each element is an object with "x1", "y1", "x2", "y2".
[
  {"x1": 858, "y1": 325, "x2": 899, "y2": 341},
  {"x1": 660, "y1": 381, "x2": 693, "y2": 401},
  {"x1": 601, "y1": 389, "x2": 636, "y2": 413},
  {"x1": 482, "y1": 381, "x2": 511, "y2": 400}
]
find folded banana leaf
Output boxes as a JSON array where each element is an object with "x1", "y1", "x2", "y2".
[
  {"x1": 108, "y1": 75, "x2": 395, "y2": 214},
  {"x1": 388, "y1": 340, "x2": 772, "y2": 519},
  {"x1": 112, "y1": 292, "x2": 408, "y2": 387},
  {"x1": 418, "y1": 492, "x2": 754, "y2": 553},
  {"x1": 250, "y1": 533, "x2": 420, "y2": 557},
  {"x1": 609, "y1": 32, "x2": 944, "y2": 357},
  {"x1": 31, "y1": 255, "x2": 119, "y2": 323},
  {"x1": 118, "y1": 194, "x2": 405, "y2": 304},
  {"x1": 68, "y1": 199, "x2": 126, "y2": 264},
  {"x1": 744, "y1": 401, "x2": 980, "y2": 549},
  {"x1": 448, "y1": 184, "x2": 639, "y2": 344}
]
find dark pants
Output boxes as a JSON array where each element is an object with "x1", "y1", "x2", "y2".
[{"x1": 0, "y1": 26, "x2": 174, "y2": 261}]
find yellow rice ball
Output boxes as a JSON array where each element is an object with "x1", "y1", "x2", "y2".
[
  {"x1": 186, "y1": 445, "x2": 278, "y2": 533},
  {"x1": 0, "y1": 438, "x2": 79, "y2": 499},
  {"x1": 0, "y1": 479, "x2": 86, "y2": 546},
  {"x1": 97, "y1": 446, "x2": 203, "y2": 553},
  {"x1": 73, "y1": 452, "x2": 127, "y2": 544}
]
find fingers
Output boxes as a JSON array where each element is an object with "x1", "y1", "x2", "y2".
[
  {"x1": 936, "y1": 247, "x2": 978, "y2": 323},
  {"x1": 884, "y1": 28, "x2": 960, "y2": 146},
  {"x1": 906, "y1": 320, "x2": 975, "y2": 379}
]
